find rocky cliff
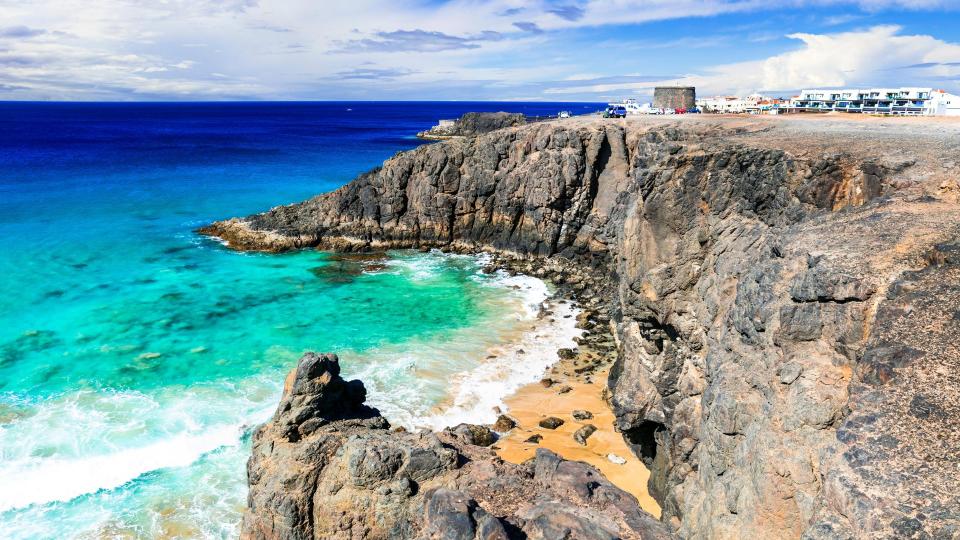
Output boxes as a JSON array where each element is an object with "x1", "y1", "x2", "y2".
[
  {"x1": 244, "y1": 352, "x2": 672, "y2": 540},
  {"x1": 203, "y1": 116, "x2": 960, "y2": 539}
]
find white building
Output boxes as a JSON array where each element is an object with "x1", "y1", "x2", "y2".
[
  {"x1": 697, "y1": 94, "x2": 782, "y2": 114},
  {"x1": 698, "y1": 95, "x2": 752, "y2": 113},
  {"x1": 789, "y1": 87, "x2": 960, "y2": 116}
]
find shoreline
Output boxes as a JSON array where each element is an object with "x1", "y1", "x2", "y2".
[
  {"x1": 489, "y1": 311, "x2": 662, "y2": 518},
  {"x1": 199, "y1": 206, "x2": 664, "y2": 526},
  {"x1": 477, "y1": 254, "x2": 661, "y2": 517}
]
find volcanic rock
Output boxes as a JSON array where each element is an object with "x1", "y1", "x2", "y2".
[
  {"x1": 241, "y1": 352, "x2": 671, "y2": 540},
  {"x1": 574, "y1": 424, "x2": 598, "y2": 446},
  {"x1": 492, "y1": 414, "x2": 517, "y2": 432},
  {"x1": 447, "y1": 423, "x2": 496, "y2": 447},
  {"x1": 572, "y1": 409, "x2": 594, "y2": 420},
  {"x1": 206, "y1": 116, "x2": 960, "y2": 539},
  {"x1": 538, "y1": 417, "x2": 564, "y2": 429}
]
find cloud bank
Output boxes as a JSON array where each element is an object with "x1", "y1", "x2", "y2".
[{"x1": 0, "y1": 0, "x2": 956, "y2": 100}]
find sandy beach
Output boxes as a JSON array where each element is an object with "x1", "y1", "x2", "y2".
[{"x1": 491, "y1": 312, "x2": 662, "y2": 518}]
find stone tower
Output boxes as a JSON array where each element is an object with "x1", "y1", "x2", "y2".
[{"x1": 654, "y1": 87, "x2": 696, "y2": 110}]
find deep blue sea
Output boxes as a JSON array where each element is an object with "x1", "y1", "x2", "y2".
[{"x1": 0, "y1": 102, "x2": 597, "y2": 538}]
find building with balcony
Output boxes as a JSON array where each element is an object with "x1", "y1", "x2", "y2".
[{"x1": 788, "y1": 87, "x2": 960, "y2": 116}]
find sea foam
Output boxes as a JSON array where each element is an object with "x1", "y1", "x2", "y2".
[
  {"x1": 0, "y1": 424, "x2": 241, "y2": 512},
  {"x1": 354, "y1": 257, "x2": 584, "y2": 431},
  {"x1": 0, "y1": 386, "x2": 277, "y2": 513}
]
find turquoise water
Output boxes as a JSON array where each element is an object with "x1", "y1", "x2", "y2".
[
  {"x1": 0, "y1": 102, "x2": 592, "y2": 538},
  {"x1": 0, "y1": 248, "x2": 550, "y2": 538}
]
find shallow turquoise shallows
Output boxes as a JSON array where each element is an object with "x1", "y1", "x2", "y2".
[{"x1": 0, "y1": 101, "x2": 597, "y2": 538}]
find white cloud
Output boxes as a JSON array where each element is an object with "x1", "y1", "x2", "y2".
[
  {"x1": 0, "y1": 0, "x2": 955, "y2": 100},
  {"x1": 545, "y1": 25, "x2": 960, "y2": 98}
]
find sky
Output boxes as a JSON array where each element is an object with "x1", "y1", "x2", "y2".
[{"x1": 0, "y1": 0, "x2": 959, "y2": 101}]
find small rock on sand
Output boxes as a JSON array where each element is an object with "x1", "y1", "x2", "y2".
[
  {"x1": 538, "y1": 417, "x2": 564, "y2": 429},
  {"x1": 525, "y1": 434, "x2": 543, "y2": 444},
  {"x1": 556, "y1": 385, "x2": 572, "y2": 394},
  {"x1": 573, "y1": 424, "x2": 597, "y2": 446},
  {"x1": 572, "y1": 410, "x2": 593, "y2": 420},
  {"x1": 493, "y1": 415, "x2": 517, "y2": 432},
  {"x1": 540, "y1": 378, "x2": 555, "y2": 388}
]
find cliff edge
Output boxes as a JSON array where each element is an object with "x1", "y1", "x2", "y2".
[{"x1": 204, "y1": 115, "x2": 960, "y2": 539}]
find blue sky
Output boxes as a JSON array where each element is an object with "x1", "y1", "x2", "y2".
[{"x1": 0, "y1": 0, "x2": 958, "y2": 101}]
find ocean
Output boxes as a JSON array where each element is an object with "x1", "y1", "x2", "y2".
[{"x1": 0, "y1": 101, "x2": 599, "y2": 538}]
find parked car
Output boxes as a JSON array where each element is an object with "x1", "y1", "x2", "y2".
[
  {"x1": 603, "y1": 106, "x2": 627, "y2": 118},
  {"x1": 663, "y1": 108, "x2": 676, "y2": 115},
  {"x1": 687, "y1": 107, "x2": 701, "y2": 114}
]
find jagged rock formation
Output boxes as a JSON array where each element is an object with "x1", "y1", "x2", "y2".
[
  {"x1": 204, "y1": 116, "x2": 960, "y2": 539},
  {"x1": 244, "y1": 352, "x2": 672, "y2": 540},
  {"x1": 416, "y1": 112, "x2": 526, "y2": 140}
]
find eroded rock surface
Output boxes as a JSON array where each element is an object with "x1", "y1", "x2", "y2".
[
  {"x1": 207, "y1": 116, "x2": 960, "y2": 539},
  {"x1": 244, "y1": 353, "x2": 671, "y2": 540}
]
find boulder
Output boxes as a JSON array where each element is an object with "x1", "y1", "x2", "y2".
[
  {"x1": 492, "y1": 414, "x2": 517, "y2": 432},
  {"x1": 538, "y1": 417, "x2": 564, "y2": 429},
  {"x1": 448, "y1": 423, "x2": 496, "y2": 447},
  {"x1": 574, "y1": 424, "x2": 597, "y2": 446}
]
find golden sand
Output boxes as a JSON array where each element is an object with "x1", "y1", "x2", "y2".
[{"x1": 494, "y1": 364, "x2": 662, "y2": 518}]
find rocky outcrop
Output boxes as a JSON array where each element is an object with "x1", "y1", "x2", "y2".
[
  {"x1": 416, "y1": 112, "x2": 526, "y2": 140},
  {"x1": 244, "y1": 352, "x2": 672, "y2": 540},
  {"x1": 206, "y1": 117, "x2": 960, "y2": 539}
]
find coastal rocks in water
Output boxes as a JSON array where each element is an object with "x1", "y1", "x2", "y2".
[
  {"x1": 492, "y1": 414, "x2": 517, "y2": 432},
  {"x1": 309, "y1": 252, "x2": 388, "y2": 283},
  {"x1": 574, "y1": 424, "x2": 598, "y2": 446},
  {"x1": 243, "y1": 352, "x2": 671, "y2": 540},
  {"x1": 416, "y1": 112, "x2": 525, "y2": 140},
  {"x1": 274, "y1": 352, "x2": 382, "y2": 442},
  {"x1": 209, "y1": 116, "x2": 960, "y2": 539},
  {"x1": 572, "y1": 409, "x2": 594, "y2": 421},
  {"x1": 538, "y1": 417, "x2": 564, "y2": 429}
]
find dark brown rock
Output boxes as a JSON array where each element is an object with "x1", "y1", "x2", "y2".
[
  {"x1": 492, "y1": 414, "x2": 517, "y2": 432},
  {"x1": 538, "y1": 417, "x2": 564, "y2": 430},
  {"x1": 574, "y1": 424, "x2": 598, "y2": 445},
  {"x1": 447, "y1": 423, "x2": 496, "y2": 447},
  {"x1": 572, "y1": 409, "x2": 594, "y2": 420}
]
